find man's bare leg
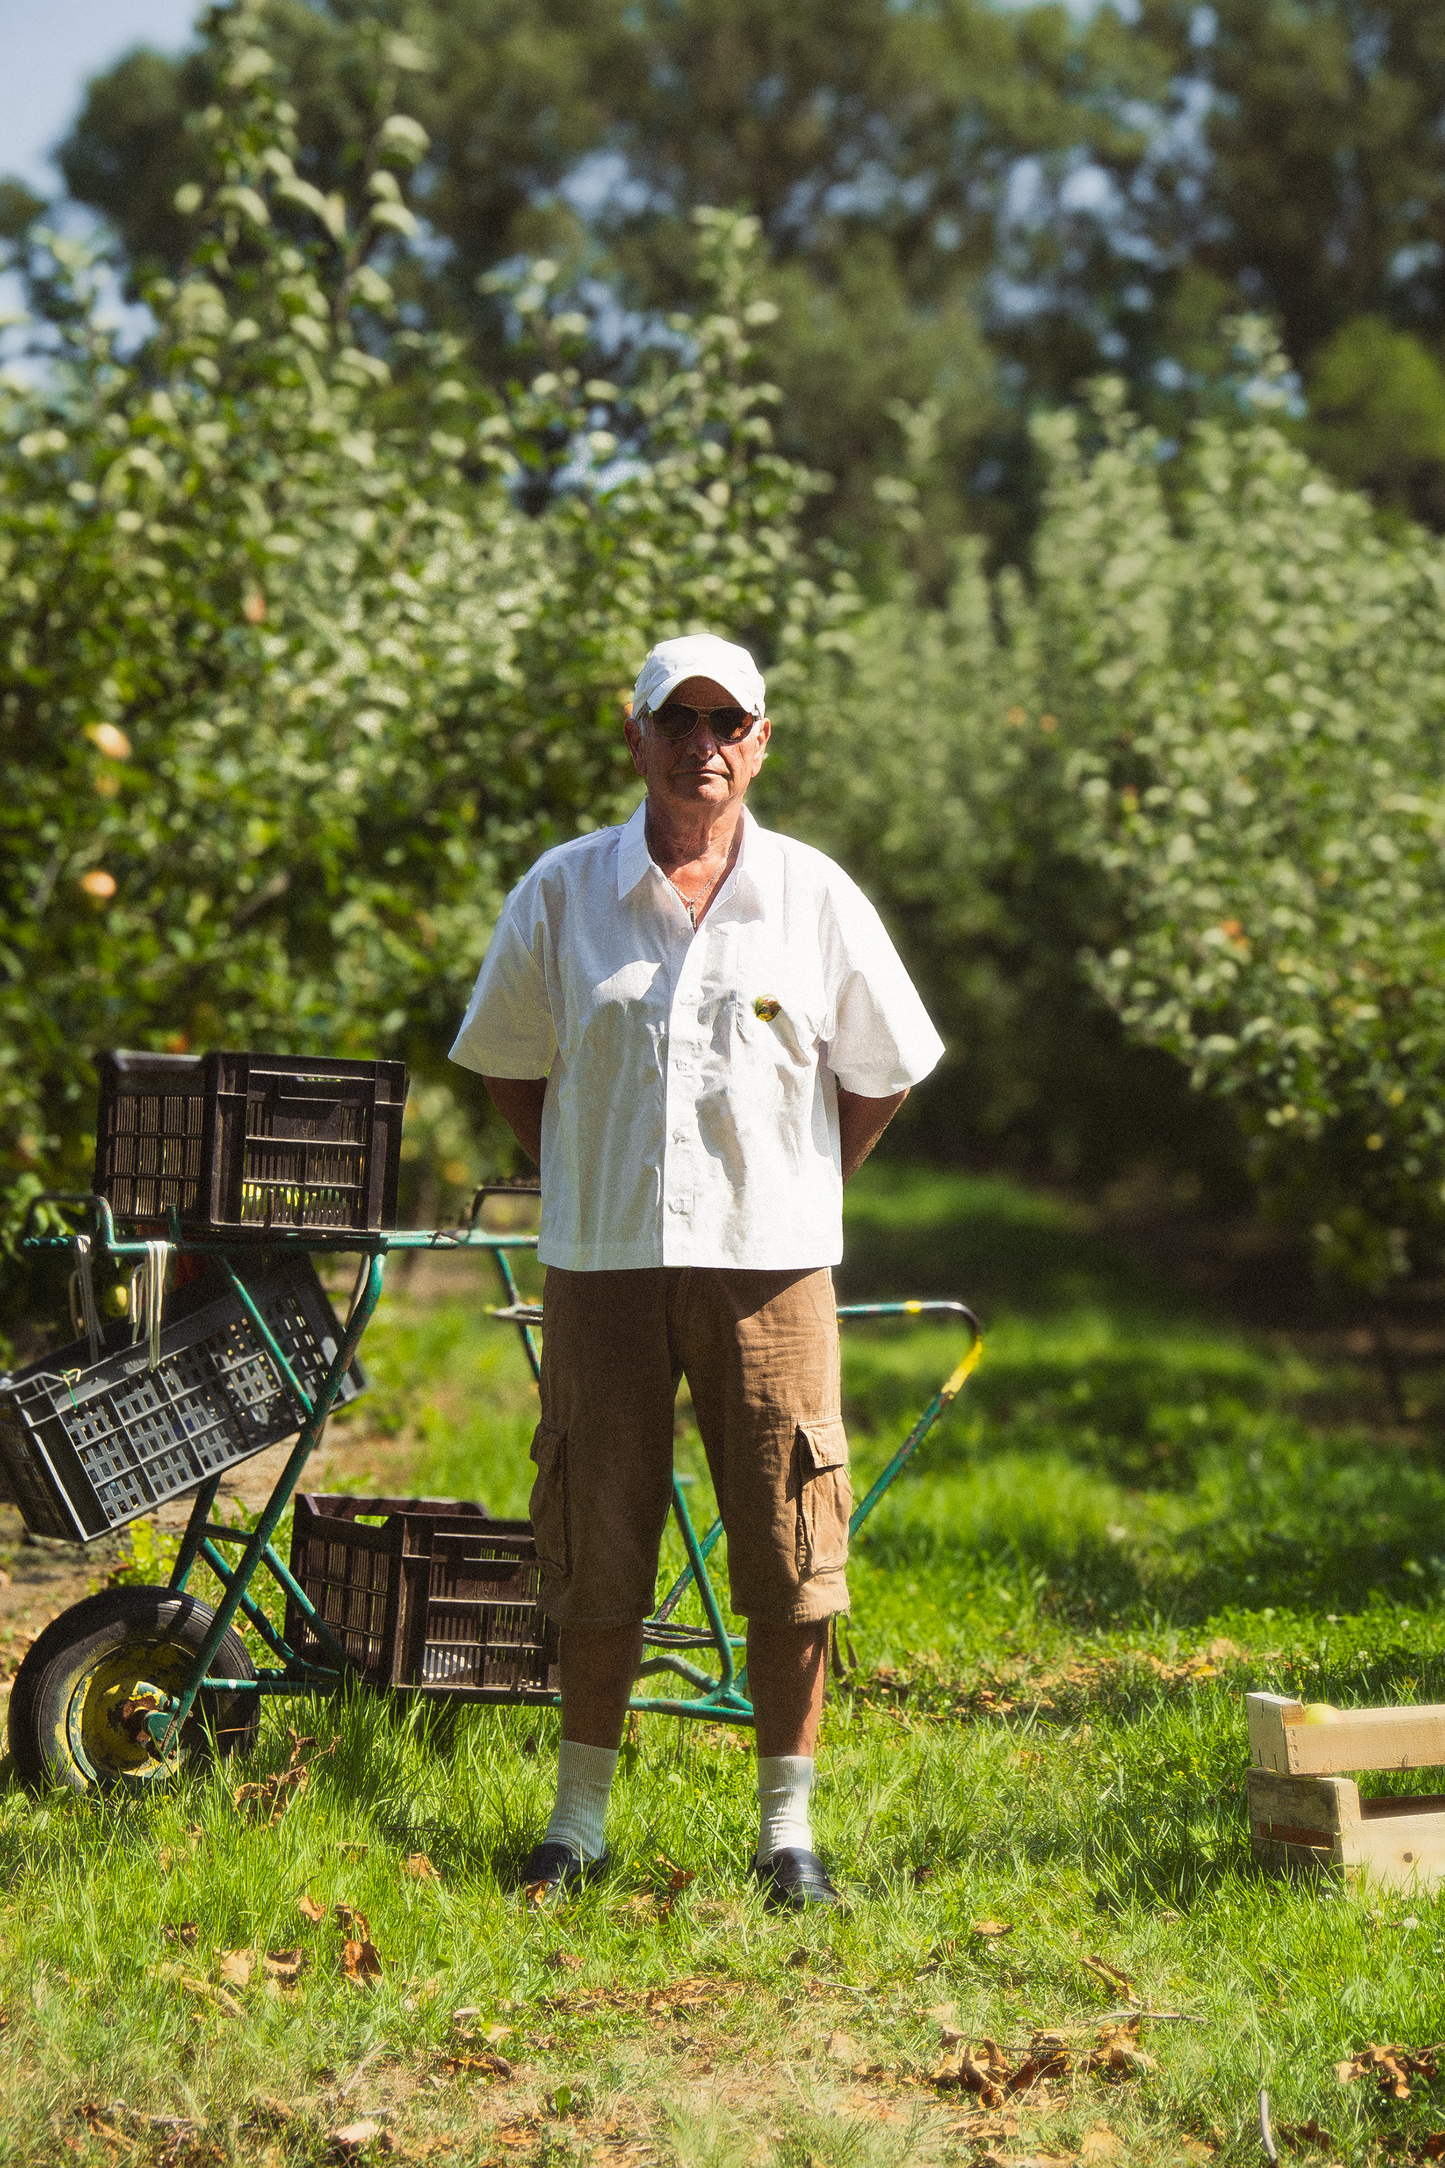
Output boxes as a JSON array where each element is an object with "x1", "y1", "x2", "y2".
[
  {"x1": 559, "y1": 1623, "x2": 644, "y2": 1748},
  {"x1": 746, "y1": 1620, "x2": 828, "y2": 1758}
]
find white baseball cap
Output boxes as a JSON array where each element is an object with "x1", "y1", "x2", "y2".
[{"x1": 632, "y1": 633, "x2": 766, "y2": 719}]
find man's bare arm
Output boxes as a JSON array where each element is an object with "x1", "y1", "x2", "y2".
[
  {"x1": 836, "y1": 1086, "x2": 908, "y2": 1182},
  {"x1": 482, "y1": 1075, "x2": 547, "y2": 1166}
]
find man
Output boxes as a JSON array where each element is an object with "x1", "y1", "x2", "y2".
[{"x1": 450, "y1": 631, "x2": 942, "y2": 1909}]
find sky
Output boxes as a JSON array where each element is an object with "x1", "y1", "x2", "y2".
[
  {"x1": 0, "y1": 0, "x2": 200, "y2": 193},
  {"x1": 0, "y1": 0, "x2": 1108, "y2": 201}
]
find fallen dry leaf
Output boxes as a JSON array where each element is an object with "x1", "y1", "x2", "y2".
[
  {"x1": 651, "y1": 1854, "x2": 696, "y2": 1911},
  {"x1": 218, "y1": 1950, "x2": 253, "y2": 1990},
  {"x1": 329, "y1": 2118, "x2": 392, "y2": 2157},
  {"x1": 335, "y1": 1904, "x2": 371, "y2": 1941},
  {"x1": 298, "y1": 1893, "x2": 327, "y2": 1924},
  {"x1": 161, "y1": 1923, "x2": 198, "y2": 1950},
  {"x1": 263, "y1": 1949, "x2": 306, "y2": 1985},
  {"x1": 828, "y1": 2031, "x2": 861, "y2": 2063},
  {"x1": 1008, "y1": 2041, "x2": 1072, "y2": 2093},
  {"x1": 243, "y1": 2095, "x2": 294, "y2": 2134},
  {"x1": 77, "y1": 2103, "x2": 125, "y2": 2145},
  {"x1": 932, "y1": 2022, "x2": 1154, "y2": 2104},
  {"x1": 340, "y1": 1939, "x2": 384, "y2": 1986},
  {"x1": 403, "y1": 1854, "x2": 438, "y2": 1881},
  {"x1": 1275, "y1": 2117, "x2": 1335, "y2": 2153},
  {"x1": 978, "y1": 2154, "x2": 1073, "y2": 2168},
  {"x1": 142, "y1": 2112, "x2": 199, "y2": 2147},
  {"x1": 1336, "y1": 2043, "x2": 1442, "y2": 2101},
  {"x1": 1082, "y1": 1954, "x2": 1139, "y2": 2002},
  {"x1": 1084, "y1": 2024, "x2": 1155, "y2": 2080},
  {"x1": 971, "y1": 1921, "x2": 1014, "y2": 1939},
  {"x1": 155, "y1": 1964, "x2": 246, "y2": 2020},
  {"x1": 933, "y1": 2036, "x2": 1015, "y2": 2106},
  {"x1": 544, "y1": 1950, "x2": 583, "y2": 1973},
  {"x1": 233, "y1": 1730, "x2": 335, "y2": 1824},
  {"x1": 440, "y1": 2050, "x2": 514, "y2": 2082},
  {"x1": 1081, "y1": 2131, "x2": 1121, "y2": 2161},
  {"x1": 485, "y1": 2023, "x2": 514, "y2": 2046}
]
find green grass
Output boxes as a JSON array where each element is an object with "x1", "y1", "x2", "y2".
[{"x1": 7, "y1": 1163, "x2": 1445, "y2": 2165}]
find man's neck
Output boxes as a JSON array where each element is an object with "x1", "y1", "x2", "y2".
[{"x1": 644, "y1": 795, "x2": 747, "y2": 876}]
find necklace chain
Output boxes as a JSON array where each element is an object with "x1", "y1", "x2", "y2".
[{"x1": 665, "y1": 862, "x2": 725, "y2": 928}]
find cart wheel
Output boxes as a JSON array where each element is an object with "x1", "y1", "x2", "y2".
[{"x1": 7, "y1": 1586, "x2": 260, "y2": 1795}]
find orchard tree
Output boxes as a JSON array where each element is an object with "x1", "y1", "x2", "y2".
[
  {"x1": 0, "y1": 0, "x2": 847, "y2": 1327},
  {"x1": 43, "y1": 0, "x2": 1168, "y2": 578},
  {"x1": 1038, "y1": 351, "x2": 1445, "y2": 1301}
]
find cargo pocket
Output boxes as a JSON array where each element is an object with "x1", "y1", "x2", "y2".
[
  {"x1": 795, "y1": 1417, "x2": 852, "y2": 1578},
  {"x1": 527, "y1": 1419, "x2": 570, "y2": 1580}
]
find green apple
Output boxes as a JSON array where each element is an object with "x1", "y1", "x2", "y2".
[
  {"x1": 1301, "y1": 1702, "x2": 1343, "y2": 1725},
  {"x1": 101, "y1": 1284, "x2": 130, "y2": 1320}
]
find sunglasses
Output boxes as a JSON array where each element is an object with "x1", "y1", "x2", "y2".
[{"x1": 646, "y1": 701, "x2": 757, "y2": 744}]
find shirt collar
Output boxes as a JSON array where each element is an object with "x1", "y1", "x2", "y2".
[
  {"x1": 728, "y1": 806, "x2": 783, "y2": 922},
  {"x1": 616, "y1": 800, "x2": 653, "y2": 900},
  {"x1": 615, "y1": 800, "x2": 783, "y2": 921}
]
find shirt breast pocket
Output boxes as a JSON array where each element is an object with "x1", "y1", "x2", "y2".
[{"x1": 732, "y1": 977, "x2": 825, "y2": 1071}]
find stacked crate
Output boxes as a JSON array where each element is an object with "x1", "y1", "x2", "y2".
[{"x1": 1246, "y1": 1691, "x2": 1445, "y2": 1890}]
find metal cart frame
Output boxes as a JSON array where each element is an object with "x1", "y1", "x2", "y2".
[{"x1": 15, "y1": 1190, "x2": 980, "y2": 1769}]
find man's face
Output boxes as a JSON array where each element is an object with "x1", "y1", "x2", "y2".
[{"x1": 624, "y1": 674, "x2": 771, "y2": 818}]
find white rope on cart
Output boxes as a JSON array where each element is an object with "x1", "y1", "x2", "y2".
[
  {"x1": 131, "y1": 1240, "x2": 170, "y2": 1371},
  {"x1": 68, "y1": 1234, "x2": 103, "y2": 1362}
]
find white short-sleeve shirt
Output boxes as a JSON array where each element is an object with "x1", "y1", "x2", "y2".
[{"x1": 449, "y1": 802, "x2": 944, "y2": 1270}]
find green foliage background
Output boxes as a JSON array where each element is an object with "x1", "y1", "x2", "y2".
[
  {"x1": 11, "y1": 0, "x2": 1445, "y2": 1341},
  {"x1": 0, "y1": 2, "x2": 852, "y2": 1330}
]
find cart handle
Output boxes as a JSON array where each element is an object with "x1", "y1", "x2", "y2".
[
  {"x1": 468, "y1": 1180, "x2": 541, "y2": 1230},
  {"x1": 840, "y1": 1300, "x2": 983, "y2": 1536},
  {"x1": 18, "y1": 1191, "x2": 118, "y2": 1252}
]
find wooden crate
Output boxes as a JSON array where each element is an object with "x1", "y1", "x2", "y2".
[{"x1": 1246, "y1": 1692, "x2": 1445, "y2": 1889}]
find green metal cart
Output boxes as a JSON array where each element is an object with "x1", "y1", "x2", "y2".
[{"x1": 5, "y1": 1188, "x2": 980, "y2": 1795}]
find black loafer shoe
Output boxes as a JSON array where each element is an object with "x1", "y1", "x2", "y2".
[
  {"x1": 517, "y1": 1840, "x2": 610, "y2": 1894},
  {"x1": 751, "y1": 1847, "x2": 840, "y2": 1912}
]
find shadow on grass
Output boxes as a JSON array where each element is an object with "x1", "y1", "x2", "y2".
[
  {"x1": 838, "y1": 1163, "x2": 1198, "y2": 1322},
  {"x1": 845, "y1": 1324, "x2": 1282, "y2": 1491},
  {"x1": 857, "y1": 1413, "x2": 1445, "y2": 1626}
]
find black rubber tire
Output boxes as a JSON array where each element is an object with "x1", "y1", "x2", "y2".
[{"x1": 7, "y1": 1586, "x2": 260, "y2": 1796}]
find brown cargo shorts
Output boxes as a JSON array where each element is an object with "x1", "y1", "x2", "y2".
[{"x1": 527, "y1": 1265, "x2": 849, "y2": 1628}]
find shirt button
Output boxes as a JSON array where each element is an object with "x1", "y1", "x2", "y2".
[
  {"x1": 672, "y1": 1131, "x2": 685, "y2": 1144},
  {"x1": 667, "y1": 1198, "x2": 685, "y2": 1213}
]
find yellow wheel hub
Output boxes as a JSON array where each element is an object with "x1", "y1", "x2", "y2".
[{"x1": 70, "y1": 1633, "x2": 196, "y2": 1782}]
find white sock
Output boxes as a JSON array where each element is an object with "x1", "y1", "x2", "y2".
[
  {"x1": 544, "y1": 1739, "x2": 618, "y2": 1861},
  {"x1": 757, "y1": 1753, "x2": 814, "y2": 1863}
]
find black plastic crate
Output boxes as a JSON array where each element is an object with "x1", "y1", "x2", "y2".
[
  {"x1": 94, "y1": 1050, "x2": 408, "y2": 1236},
  {"x1": 285, "y1": 1493, "x2": 559, "y2": 1699},
  {"x1": 0, "y1": 1257, "x2": 365, "y2": 1543}
]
